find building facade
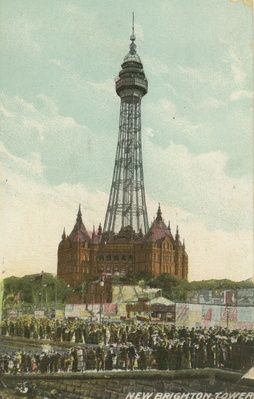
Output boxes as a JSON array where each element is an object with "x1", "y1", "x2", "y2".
[{"x1": 57, "y1": 205, "x2": 188, "y2": 288}]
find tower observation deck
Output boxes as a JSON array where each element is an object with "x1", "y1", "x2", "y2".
[{"x1": 103, "y1": 14, "x2": 149, "y2": 235}]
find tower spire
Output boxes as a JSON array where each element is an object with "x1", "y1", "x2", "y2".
[
  {"x1": 77, "y1": 204, "x2": 82, "y2": 221},
  {"x1": 132, "y1": 11, "x2": 135, "y2": 37},
  {"x1": 103, "y1": 16, "x2": 149, "y2": 235},
  {"x1": 156, "y1": 203, "x2": 162, "y2": 222},
  {"x1": 129, "y1": 12, "x2": 136, "y2": 54}
]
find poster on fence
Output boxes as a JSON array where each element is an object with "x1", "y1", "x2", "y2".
[{"x1": 65, "y1": 304, "x2": 91, "y2": 319}]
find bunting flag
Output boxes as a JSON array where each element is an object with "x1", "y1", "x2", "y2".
[
  {"x1": 188, "y1": 304, "x2": 202, "y2": 326},
  {"x1": 103, "y1": 303, "x2": 118, "y2": 316},
  {"x1": 87, "y1": 304, "x2": 100, "y2": 315},
  {"x1": 221, "y1": 306, "x2": 237, "y2": 322},
  {"x1": 117, "y1": 303, "x2": 127, "y2": 317},
  {"x1": 212, "y1": 305, "x2": 221, "y2": 322},
  {"x1": 202, "y1": 305, "x2": 212, "y2": 321},
  {"x1": 175, "y1": 303, "x2": 189, "y2": 323},
  {"x1": 237, "y1": 306, "x2": 254, "y2": 323}
]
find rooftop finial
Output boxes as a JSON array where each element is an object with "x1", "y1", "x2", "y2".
[
  {"x1": 175, "y1": 225, "x2": 180, "y2": 241},
  {"x1": 98, "y1": 223, "x2": 102, "y2": 236},
  {"x1": 62, "y1": 227, "x2": 66, "y2": 240},
  {"x1": 156, "y1": 203, "x2": 162, "y2": 222},
  {"x1": 129, "y1": 12, "x2": 136, "y2": 54},
  {"x1": 168, "y1": 220, "x2": 171, "y2": 232},
  {"x1": 76, "y1": 204, "x2": 82, "y2": 223}
]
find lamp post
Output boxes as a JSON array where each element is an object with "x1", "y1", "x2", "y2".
[
  {"x1": 81, "y1": 282, "x2": 85, "y2": 304},
  {"x1": 43, "y1": 283, "x2": 48, "y2": 308},
  {"x1": 54, "y1": 279, "x2": 58, "y2": 309},
  {"x1": 38, "y1": 292, "x2": 42, "y2": 309},
  {"x1": 99, "y1": 277, "x2": 104, "y2": 323}
]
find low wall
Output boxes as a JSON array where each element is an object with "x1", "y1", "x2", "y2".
[{"x1": 1, "y1": 369, "x2": 254, "y2": 399}]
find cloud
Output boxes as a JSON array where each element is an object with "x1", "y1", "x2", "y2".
[
  {"x1": 200, "y1": 97, "x2": 225, "y2": 110},
  {"x1": 0, "y1": 143, "x2": 44, "y2": 177},
  {"x1": 143, "y1": 56, "x2": 170, "y2": 76},
  {"x1": 49, "y1": 58, "x2": 115, "y2": 99},
  {"x1": 227, "y1": 46, "x2": 247, "y2": 87},
  {"x1": 1, "y1": 16, "x2": 40, "y2": 55},
  {"x1": 0, "y1": 93, "x2": 89, "y2": 146},
  {"x1": 145, "y1": 98, "x2": 206, "y2": 142},
  {"x1": 177, "y1": 65, "x2": 229, "y2": 88},
  {"x1": 143, "y1": 138, "x2": 253, "y2": 232},
  {"x1": 0, "y1": 93, "x2": 95, "y2": 185},
  {"x1": 144, "y1": 127, "x2": 155, "y2": 138},
  {"x1": 0, "y1": 144, "x2": 108, "y2": 277},
  {"x1": 87, "y1": 79, "x2": 114, "y2": 95},
  {"x1": 0, "y1": 105, "x2": 14, "y2": 118},
  {"x1": 230, "y1": 89, "x2": 253, "y2": 101},
  {"x1": 0, "y1": 144, "x2": 252, "y2": 281},
  {"x1": 147, "y1": 198, "x2": 253, "y2": 281}
]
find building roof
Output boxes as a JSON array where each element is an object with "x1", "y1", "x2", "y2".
[
  {"x1": 112, "y1": 285, "x2": 161, "y2": 303},
  {"x1": 148, "y1": 296, "x2": 175, "y2": 306},
  {"x1": 145, "y1": 204, "x2": 174, "y2": 243},
  {"x1": 68, "y1": 205, "x2": 91, "y2": 243}
]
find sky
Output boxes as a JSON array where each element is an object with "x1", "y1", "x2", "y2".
[{"x1": 0, "y1": 0, "x2": 253, "y2": 281}]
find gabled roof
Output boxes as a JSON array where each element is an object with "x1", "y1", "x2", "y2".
[
  {"x1": 145, "y1": 205, "x2": 174, "y2": 243},
  {"x1": 68, "y1": 205, "x2": 90, "y2": 243}
]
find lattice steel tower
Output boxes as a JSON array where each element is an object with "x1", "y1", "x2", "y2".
[{"x1": 104, "y1": 14, "x2": 149, "y2": 235}]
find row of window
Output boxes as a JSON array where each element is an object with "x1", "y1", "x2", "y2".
[
  {"x1": 96, "y1": 254, "x2": 133, "y2": 262},
  {"x1": 98, "y1": 266, "x2": 133, "y2": 273}
]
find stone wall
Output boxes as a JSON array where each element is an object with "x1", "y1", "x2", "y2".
[{"x1": 1, "y1": 369, "x2": 254, "y2": 399}]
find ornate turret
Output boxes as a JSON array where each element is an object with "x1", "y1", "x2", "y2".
[
  {"x1": 92, "y1": 225, "x2": 96, "y2": 240},
  {"x1": 68, "y1": 205, "x2": 90, "y2": 242},
  {"x1": 138, "y1": 226, "x2": 143, "y2": 238},
  {"x1": 145, "y1": 205, "x2": 173, "y2": 242},
  {"x1": 156, "y1": 203, "x2": 162, "y2": 222},
  {"x1": 62, "y1": 227, "x2": 66, "y2": 241},
  {"x1": 98, "y1": 223, "x2": 102, "y2": 236},
  {"x1": 175, "y1": 225, "x2": 180, "y2": 242}
]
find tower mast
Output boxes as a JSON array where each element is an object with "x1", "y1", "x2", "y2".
[{"x1": 103, "y1": 14, "x2": 149, "y2": 234}]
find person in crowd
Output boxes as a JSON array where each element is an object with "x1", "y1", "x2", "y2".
[{"x1": 0, "y1": 317, "x2": 253, "y2": 373}]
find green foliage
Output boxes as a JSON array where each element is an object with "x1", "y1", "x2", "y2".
[
  {"x1": 187, "y1": 279, "x2": 254, "y2": 291},
  {"x1": 3, "y1": 273, "x2": 68, "y2": 307},
  {"x1": 3, "y1": 272, "x2": 253, "y2": 307},
  {"x1": 113, "y1": 273, "x2": 254, "y2": 302},
  {"x1": 112, "y1": 272, "x2": 152, "y2": 285}
]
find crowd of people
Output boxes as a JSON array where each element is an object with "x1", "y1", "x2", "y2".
[{"x1": 0, "y1": 317, "x2": 254, "y2": 373}]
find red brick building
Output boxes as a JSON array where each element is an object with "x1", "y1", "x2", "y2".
[{"x1": 57, "y1": 204, "x2": 188, "y2": 289}]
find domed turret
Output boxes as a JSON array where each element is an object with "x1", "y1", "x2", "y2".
[{"x1": 115, "y1": 13, "x2": 148, "y2": 101}]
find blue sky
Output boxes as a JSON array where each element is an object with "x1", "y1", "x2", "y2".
[{"x1": 0, "y1": 0, "x2": 253, "y2": 280}]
